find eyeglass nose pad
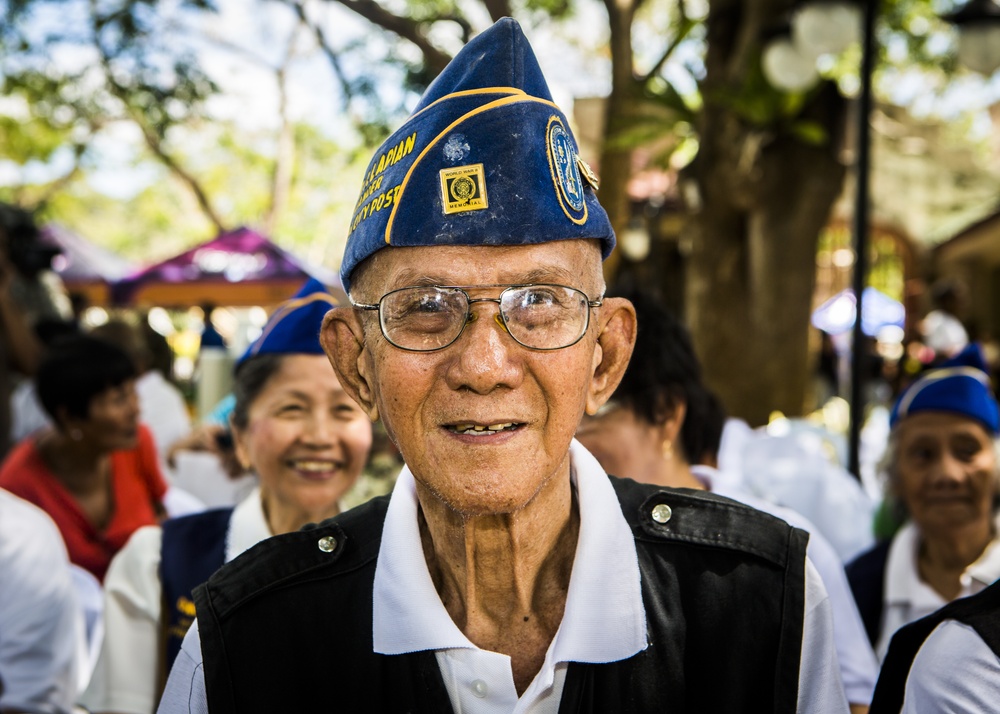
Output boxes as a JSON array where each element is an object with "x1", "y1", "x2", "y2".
[{"x1": 493, "y1": 312, "x2": 510, "y2": 334}]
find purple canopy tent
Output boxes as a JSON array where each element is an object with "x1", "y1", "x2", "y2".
[
  {"x1": 112, "y1": 227, "x2": 343, "y2": 307},
  {"x1": 41, "y1": 224, "x2": 138, "y2": 306}
]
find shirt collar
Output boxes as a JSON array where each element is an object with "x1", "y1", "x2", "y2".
[
  {"x1": 372, "y1": 440, "x2": 647, "y2": 667},
  {"x1": 884, "y1": 515, "x2": 1000, "y2": 607},
  {"x1": 965, "y1": 517, "x2": 1000, "y2": 586},
  {"x1": 225, "y1": 487, "x2": 272, "y2": 563}
]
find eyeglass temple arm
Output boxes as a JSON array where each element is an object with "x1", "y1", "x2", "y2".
[{"x1": 348, "y1": 298, "x2": 380, "y2": 310}]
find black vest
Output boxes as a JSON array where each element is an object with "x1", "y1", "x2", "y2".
[
  {"x1": 869, "y1": 577, "x2": 1000, "y2": 714},
  {"x1": 845, "y1": 539, "x2": 891, "y2": 646},
  {"x1": 193, "y1": 477, "x2": 809, "y2": 713},
  {"x1": 160, "y1": 507, "x2": 232, "y2": 672}
]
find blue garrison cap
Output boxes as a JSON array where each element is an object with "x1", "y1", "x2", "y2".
[
  {"x1": 238, "y1": 278, "x2": 338, "y2": 364},
  {"x1": 339, "y1": 17, "x2": 615, "y2": 292},
  {"x1": 890, "y1": 343, "x2": 999, "y2": 434}
]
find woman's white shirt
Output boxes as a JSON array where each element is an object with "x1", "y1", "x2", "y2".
[
  {"x1": 877, "y1": 517, "x2": 1000, "y2": 661},
  {"x1": 79, "y1": 488, "x2": 270, "y2": 714}
]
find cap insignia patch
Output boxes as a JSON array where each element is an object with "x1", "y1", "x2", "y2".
[
  {"x1": 440, "y1": 163, "x2": 488, "y2": 215},
  {"x1": 546, "y1": 116, "x2": 587, "y2": 224}
]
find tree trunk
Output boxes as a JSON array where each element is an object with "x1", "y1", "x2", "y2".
[
  {"x1": 686, "y1": 1, "x2": 847, "y2": 426},
  {"x1": 598, "y1": 0, "x2": 639, "y2": 284}
]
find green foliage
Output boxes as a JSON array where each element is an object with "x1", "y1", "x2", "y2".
[
  {"x1": 0, "y1": 0, "x2": 992, "y2": 277},
  {"x1": 0, "y1": 114, "x2": 69, "y2": 163},
  {"x1": 12, "y1": 114, "x2": 372, "y2": 272},
  {"x1": 788, "y1": 120, "x2": 829, "y2": 147},
  {"x1": 712, "y1": 59, "x2": 805, "y2": 128},
  {"x1": 31, "y1": 173, "x2": 217, "y2": 261}
]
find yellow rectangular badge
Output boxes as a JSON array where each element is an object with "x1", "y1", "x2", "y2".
[{"x1": 440, "y1": 164, "x2": 488, "y2": 215}]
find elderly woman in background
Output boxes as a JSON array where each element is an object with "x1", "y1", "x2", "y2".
[
  {"x1": 846, "y1": 344, "x2": 1000, "y2": 662},
  {"x1": 80, "y1": 279, "x2": 374, "y2": 714},
  {"x1": 0, "y1": 334, "x2": 167, "y2": 582}
]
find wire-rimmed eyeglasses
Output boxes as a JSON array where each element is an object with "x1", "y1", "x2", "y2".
[{"x1": 350, "y1": 284, "x2": 604, "y2": 352}]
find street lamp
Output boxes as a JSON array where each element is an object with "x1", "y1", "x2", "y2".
[
  {"x1": 943, "y1": 0, "x2": 1000, "y2": 76},
  {"x1": 762, "y1": 36, "x2": 820, "y2": 92},
  {"x1": 761, "y1": 2, "x2": 861, "y2": 92},
  {"x1": 792, "y1": 1, "x2": 862, "y2": 57}
]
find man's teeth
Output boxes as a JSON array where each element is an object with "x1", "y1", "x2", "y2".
[{"x1": 451, "y1": 422, "x2": 516, "y2": 435}]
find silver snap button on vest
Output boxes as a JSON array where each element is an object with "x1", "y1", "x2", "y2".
[
  {"x1": 651, "y1": 504, "x2": 672, "y2": 524},
  {"x1": 317, "y1": 535, "x2": 337, "y2": 552}
]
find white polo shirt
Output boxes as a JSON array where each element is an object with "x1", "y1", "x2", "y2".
[
  {"x1": 0, "y1": 488, "x2": 84, "y2": 714},
  {"x1": 902, "y1": 620, "x2": 1000, "y2": 712},
  {"x1": 159, "y1": 442, "x2": 849, "y2": 713},
  {"x1": 877, "y1": 518, "x2": 1000, "y2": 661},
  {"x1": 82, "y1": 488, "x2": 271, "y2": 714}
]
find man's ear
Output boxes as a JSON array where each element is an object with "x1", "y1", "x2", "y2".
[
  {"x1": 321, "y1": 307, "x2": 379, "y2": 422},
  {"x1": 585, "y1": 297, "x2": 637, "y2": 415}
]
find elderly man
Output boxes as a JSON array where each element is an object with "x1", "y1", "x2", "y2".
[{"x1": 158, "y1": 18, "x2": 847, "y2": 713}]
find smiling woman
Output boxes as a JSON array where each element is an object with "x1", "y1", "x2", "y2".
[
  {"x1": 79, "y1": 279, "x2": 373, "y2": 714},
  {"x1": 847, "y1": 343, "x2": 1000, "y2": 662}
]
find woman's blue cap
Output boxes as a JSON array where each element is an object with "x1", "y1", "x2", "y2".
[
  {"x1": 238, "y1": 278, "x2": 338, "y2": 363},
  {"x1": 890, "y1": 343, "x2": 999, "y2": 434},
  {"x1": 339, "y1": 17, "x2": 615, "y2": 292}
]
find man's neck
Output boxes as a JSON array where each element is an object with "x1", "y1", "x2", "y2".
[{"x1": 416, "y1": 468, "x2": 579, "y2": 696}]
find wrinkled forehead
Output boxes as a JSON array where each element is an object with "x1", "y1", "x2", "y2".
[{"x1": 349, "y1": 239, "x2": 605, "y2": 299}]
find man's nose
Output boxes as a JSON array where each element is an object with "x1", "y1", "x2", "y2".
[{"x1": 446, "y1": 303, "x2": 523, "y2": 394}]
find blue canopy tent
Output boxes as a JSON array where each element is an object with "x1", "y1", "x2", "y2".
[{"x1": 811, "y1": 286, "x2": 905, "y2": 337}]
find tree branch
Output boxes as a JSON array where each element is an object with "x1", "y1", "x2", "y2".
[
  {"x1": 264, "y1": 30, "x2": 298, "y2": 235},
  {"x1": 327, "y1": 0, "x2": 453, "y2": 75},
  {"x1": 481, "y1": 0, "x2": 513, "y2": 23},
  {"x1": 89, "y1": 1, "x2": 225, "y2": 232},
  {"x1": 435, "y1": 13, "x2": 472, "y2": 43},
  {"x1": 639, "y1": 14, "x2": 696, "y2": 85},
  {"x1": 288, "y1": 0, "x2": 355, "y2": 111},
  {"x1": 134, "y1": 117, "x2": 226, "y2": 232},
  {"x1": 34, "y1": 144, "x2": 87, "y2": 208}
]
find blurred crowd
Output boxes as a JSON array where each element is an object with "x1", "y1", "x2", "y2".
[{"x1": 1, "y1": 198, "x2": 998, "y2": 714}]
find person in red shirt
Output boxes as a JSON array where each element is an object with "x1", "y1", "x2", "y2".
[{"x1": 0, "y1": 334, "x2": 166, "y2": 581}]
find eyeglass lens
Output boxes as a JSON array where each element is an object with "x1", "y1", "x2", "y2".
[{"x1": 379, "y1": 285, "x2": 590, "y2": 351}]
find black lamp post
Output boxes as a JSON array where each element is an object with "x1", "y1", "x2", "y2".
[{"x1": 846, "y1": 0, "x2": 879, "y2": 481}]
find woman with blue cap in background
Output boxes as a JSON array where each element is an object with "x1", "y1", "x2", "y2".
[
  {"x1": 80, "y1": 278, "x2": 373, "y2": 714},
  {"x1": 846, "y1": 343, "x2": 1000, "y2": 665}
]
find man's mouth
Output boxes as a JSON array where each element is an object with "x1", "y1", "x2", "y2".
[{"x1": 446, "y1": 422, "x2": 523, "y2": 436}]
